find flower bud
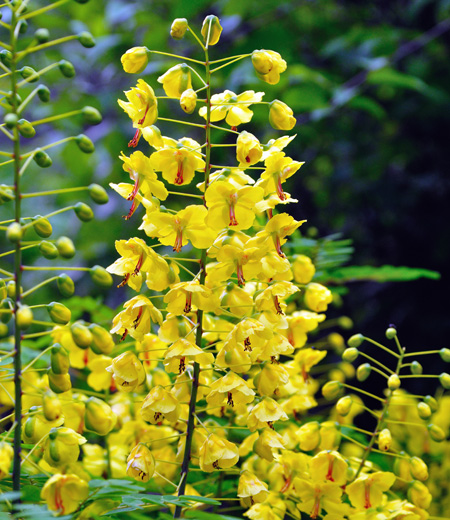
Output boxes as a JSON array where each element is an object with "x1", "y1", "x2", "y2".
[
  {"x1": 88, "y1": 183, "x2": 109, "y2": 204},
  {"x1": 269, "y1": 100, "x2": 296, "y2": 131},
  {"x1": 439, "y1": 348, "x2": 450, "y2": 362},
  {"x1": 77, "y1": 31, "x2": 95, "y2": 48},
  {"x1": 157, "y1": 63, "x2": 192, "y2": 99},
  {"x1": 51, "y1": 343, "x2": 70, "y2": 374},
  {"x1": 292, "y1": 254, "x2": 315, "y2": 284},
  {"x1": 378, "y1": 428, "x2": 392, "y2": 451},
  {"x1": 180, "y1": 88, "x2": 197, "y2": 114},
  {"x1": 71, "y1": 321, "x2": 93, "y2": 349},
  {"x1": 16, "y1": 304, "x2": 33, "y2": 330},
  {"x1": 48, "y1": 370, "x2": 72, "y2": 393},
  {"x1": 385, "y1": 326, "x2": 397, "y2": 339},
  {"x1": 6, "y1": 91, "x2": 22, "y2": 107},
  {"x1": 342, "y1": 347, "x2": 358, "y2": 362},
  {"x1": 171, "y1": 18, "x2": 188, "y2": 40},
  {"x1": 56, "y1": 236, "x2": 75, "y2": 259},
  {"x1": 90, "y1": 265, "x2": 113, "y2": 288},
  {"x1": 322, "y1": 380, "x2": 343, "y2": 400},
  {"x1": 41, "y1": 473, "x2": 89, "y2": 515},
  {"x1": 4, "y1": 113, "x2": 18, "y2": 129},
  {"x1": 127, "y1": 444, "x2": 155, "y2": 482},
  {"x1": 17, "y1": 118, "x2": 36, "y2": 138},
  {"x1": 409, "y1": 456, "x2": 428, "y2": 481},
  {"x1": 33, "y1": 148, "x2": 52, "y2": 168},
  {"x1": 0, "y1": 442, "x2": 14, "y2": 480},
  {"x1": 0, "y1": 323, "x2": 8, "y2": 337},
  {"x1": 388, "y1": 373, "x2": 401, "y2": 390},
  {"x1": 82, "y1": 106, "x2": 102, "y2": 125},
  {"x1": 85, "y1": 397, "x2": 116, "y2": 435},
  {"x1": 356, "y1": 363, "x2": 371, "y2": 382},
  {"x1": 47, "y1": 302, "x2": 71, "y2": 325},
  {"x1": 44, "y1": 427, "x2": 86, "y2": 467},
  {"x1": 0, "y1": 49, "x2": 12, "y2": 67},
  {"x1": 410, "y1": 361, "x2": 423, "y2": 375},
  {"x1": 121, "y1": 46, "x2": 149, "y2": 74},
  {"x1": 106, "y1": 351, "x2": 146, "y2": 392},
  {"x1": 0, "y1": 184, "x2": 14, "y2": 203},
  {"x1": 201, "y1": 15, "x2": 222, "y2": 46},
  {"x1": 427, "y1": 423, "x2": 446, "y2": 442},
  {"x1": 43, "y1": 391, "x2": 63, "y2": 421},
  {"x1": 423, "y1": 395, "x2": 438, "y2": 412},
  {"x1": 304, "y1": 282, "x2": 333, "y2": 312},
  {"x1": 39, "y1": 240, "x2": 59, "y2": 259},
  {"x1": 59, "y1": 59, "x2": 76, "y2": 78},
  {"x1": 252, "y1": 50, "x2": 274, "y2": 75},
  {"x1": 336, "y1": 395, "x2": 352, "y2": 416},
  {"x1": 75, "y1": 134, "x2": 95, "y2": 153},
  {"x1": 0, "y1": 299, "x2": 13, "y2": 324},
  {"x1": 439, "y1": 372, "x2": 450, "y2": 389},
  {"x1": 6, "y1": 281, "x2": 18, "y2": 299},
  {"x1": 88, "y1": 323, "x2": 114, "y2": 355},
  {"x1": 37, "y1": 84, "x2": 50, "y2": 102},
  {"x1": 57, "y1": 274, "x2": 75, "y2": 297},
  {"x1": 297, "y1": 421, "x2": 320, "y2": 451},
  {"x1": 417, "y1": 402, "x2": 432, "y2": 420},
  {"x1": 6, "y1": 222, "x2": 23, "y2": 243},
  {"x1": 408, "y1": 480, "x2": 432, "y2": 509},
  {"x1": 19, "y1": 66, "x2": 38, "y2": 82},
  {"x1": 74, "y1": 202, "x2": 94, "y2": 222},
  {"x1": 18, "y1": 19, "x2": 28, "y2": 34},
  {"x1": 33, "y1": 216, "x2": 52, "y2": 237},
  {"x1": 35, "y1": 28, "x2": 49, "y2": 43}
]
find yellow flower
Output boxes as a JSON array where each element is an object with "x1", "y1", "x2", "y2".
[
  {"x1": 206, "y1": 372, "x2": 255, "y2": 408},
  {"x1": 254, "y1": 428, "x2": 285, "y2": 461},
  {"x1": 304, "y1": 283, "x2": 333, "y2": 312},
  {"x1": 284, "y1": 310, "x2": 326, "y2": 348},
  {"x1": 205, "y1": 182, "x2": 264, "y2": 231},
  {"x1": 254, "y1": 362, "x2": 290, "y2": 396},
  {"x1": 378, "y1": 428, "x2": 392, "y2": 451},
  {"x1": 121, "y1": 46, "x2": 149, "y2": 74},
  {"x1": 110, "y1": 295, "x2": 163, "y2": 341},
  {"x1": 87, "y1": 356, "x2": 113, "y2": 392},
  {"x1": 109, "y1": 181, "x2": 159, "y2": 221},
  {"x1": 140, "y1": 205, "x2": 215, "y2": 252},
  {"x1": 41, "y1": 473, "x2": 89, "y2": 515},
  {"x1": 293, "y1": 255, "x2": 316, "y2": 284},
  {"x1": 106, "y1": 351, "x2": 146, "y2": 392},
  {"x1": 164, "y1": 338, "x2": 214, "y2": 374},
  {"x1": 255, "y1": 281, "x2": 299, "y2": 316},
  {"x1": 150, "y1": 137, "x2": 205, "y2": 185},
  {"x1": 252, "y1": 50, "x2": 287, "y2": 85},
  {"x1": 199, "y1": 90, "x2": 264, "y2": 127},
  {"x1": 201, "y1": 15, "x2": 223, "y2": 46},
  {"x1": 297, "y1": 421, "x2": 321, "y2": 451},
  {"x1": 118, "y1": 79, "x2": 158, "y2": 147},
  {"x1": 408, "y1": 480, "x2": 432, "y2": 509},
  {"x1": 269, "y1": 100, "x2": 296, "y2": 130},
  {"x1": 127, "y1": 443, "x2": 155, "y2": 482},
  {"x1": 254, "y1": 213, "x2": 305, "y2": 258},
  {"x1": 199, "y1": 433, "x2": 239, "y2": 472},
  {"x1": 85, "y1": 397, "x2": 116, "y2": 436},
  {"x1": 44, "y1": 427, "x2": 87, "y2": 467},
  {"x1": 157, "y1": 63, "x2": 192, "y2": 98},
  {"x1": 237, "y1": 131, "x2": 263, "y2": 168},
  {"x1": 164, "y1": 280, "x2": 220, "y2": 315},
  {"x1": 0, "y1": 442, "x2": 13, "y2": 480},
  {"x1": 256, "y1": 151, "x2": 303, "y2": 200},
  {"x1": 170, "y1": 18, "x2": 188, "y2": 40},
  {"x1": 293, "y1": 477, "x2": 344, "y2": 519},
  {"x1": 310, "y1": 451, "x2": 348, "y2": 486},
  {"x1": 248, "y1": 397, "x2": 288, "y2": 431},
  {"x1": 294, "y1": 348, "x2": 327, "y2": 382},
  {"x1": 197, "y1": 167, "x2": 255, "y2": 192},
  {"x1": 238, "y1": 470, "x2": 269, "y2": 507},
  {"x1": 180, "y1": 88, "x2": 197, "y2": 113},
  {"x1": 140, "y1": 386, "x2": 180, "y2": 424},
  {"x1": 346, "y1": 471, "x2": 396, "y2": 510}
]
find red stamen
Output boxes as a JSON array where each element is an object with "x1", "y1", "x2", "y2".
[
  {"x1": 120, "y1": 329, "x2": 129, "y2": 342},
  {"x1": 275, "y1": 235, "x2": 286, "y2": 258},
  {"x1": 227, "y1": 392, "x2": 234, "y2": 406},
  {"x1": 287, "y1": 329, "x2": 295, "y2": 346},
  {"x1": 280, "y1": 475, "x2": 292, "y2": 493},
  {"x1": 173, "y1": 228, "x2": 183, "y2": 252},
  {"x1": 133, "y1": 254, "x2": 144, "y2": 276},
  {"x1": 127, "y1": 176, "x2": 140, "y2": 201},
  {"x1": 123, "y1": 198, "x2": 138, "y2": 220},
  {"x1": 326, "y1": 456, "x2": 335, "y2": 481},
  {"x1": 274, "y1": 296, "x2": 284, "y2": 315},
  {"x1": 138, "y1": 104, "x2": 150, "y2": 125},
  {"x1": 236, "y1": 262, "x2": 245, "y2": 286},
  {"x1": 229, "y1": 202, "x2": 238, "y2": 226},
  {"x1": 364, "y1": 481, "x2": 372, "y2": 509},
  {"x1": 245, "y1": 155, "x2": 251, "y2": 163},
  {"x1": 128, "y1": 128, "x2": 142, "y2": 148},
  {"x1": 311, "y1": 495, "x2": 321, "y2": 519},
  {"x1": 175, "y1": 161, "x2": 184, "y2": 185},
  {"x1": 133, "y1": 307, "x2": 143, "y2": 329},
  {"x1": 118, "y1": 273, "x2": 130, "y2": 288},
  {"x1": 184, "y1": 292, "x2": 192, "y2": 313},
  {"x1": 267, "y1": 208, "x2": 273, "y2": 219},
  {"x1": 244, "y1": 337, "x2": 252, "y2": 351},
  {"x1": 276, "y1": 173, "x2": 287, "y2": 201},
  {"x1": 179, "y1": 356, "x2": 186, "y2": 374}
]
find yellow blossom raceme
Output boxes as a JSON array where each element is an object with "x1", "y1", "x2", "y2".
[
  {"x1": 164, "y1": 280, "x2": 220, "y2": 315},
  {"x1": 255, "y1": 281, "x2": 299, "y2": 316},
  {"x1": 248, "y1": 397, "x2": 289, "y2": 431},
  {"x1": 201, "y1": 15, "x2": 222, "y2": 46},
  {"x1": 256, "y1": 152, "x2": 303, "y2": 200},
  {"x1": 44, "y1": 427, "x2": 87, "y2": 467},
  {"x1": 346, "y1": 471, "x2": 396, "y2": 510},
  {"x1": 157, "y1": 63, "x2": 192, "y2": 98},
  {"x1": 199, "y1": 90, "x2": 264, "y2": 127},
  {"x1": 269, "y1": 100, "x2": 296, "y2": 131},
  {"x1": 118, "y1": 79, "x2": 158, "y2": 147},
  {"x1": 254, "y1": 428, "x2": 286, "y2": 461},
  {"x1": 205, "y1": 182, "x2": 264, "y2": 231},
  {"x1": 238, "y1": 470, "x2": 270, "y2": 507},
  {"x1": 199, "y1": 433, "x2": 239, "y2": 472},
  {"x1": 106, "y1": 351, "x2": 146, "y2": 392},
  {"x1": 206, "y1": 372, "x2": 255, "y2": 408},
  {"x1": 139, "y1": 205, "x2": 215, "y2": 252},
  {"x1": 237, "y1": 131, "x2": 263, "y2": 167},
  {"x1": 0, "y1": 442, "x2": 13, "y2": 479},
  {"x1": 164, "y1": 338, "x2": 214, "y2": 374},
  {"x1": 140, "y1": 386, "x2": 180, "y2": 424},
  {"x1": 150, "y1": 137, "x2": 205, "y2": 185},
  {"x1": 41, "y1": 473, "x2": 89, "y2": 515},
  {"x1": 304, "y1": 282, "x2": 333, "y2": 312},
  {"x1": 121, "y1": 46, "x2": 149, "y2": 73},
  {"x1": 110, "y1": 295, "x2": 163, "y2": 341},
  {"x1": 310, "y1": 451, "x2": 348, "y2": 486},
  {"x1": 293, "y1": 255, "x2": 316, "y2": 284},
  {"x1": 127, "y1": 443, "x2": 155, "y2": 482},
  {"x1": 252, "y1": 49, "x2": 287, "y2": 85}
]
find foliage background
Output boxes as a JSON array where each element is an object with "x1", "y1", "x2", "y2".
[{"x1": 4, "y1": 0, "x2": 448, "y2": 383}]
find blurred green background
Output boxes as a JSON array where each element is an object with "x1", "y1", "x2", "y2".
[{"x1": 1, "y1": 0, "x2": 449, "y2": 371}]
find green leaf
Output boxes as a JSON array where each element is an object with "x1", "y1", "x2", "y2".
[
  {"x1": 367, "y1": 67, "x2": 427, "y2": 92},
  {"x1": 317, "y1": 265, "x2": 441, "y2": 284},
  {"x1": 348, "y1": 95, "x2": 387, "y2": 119},
  {"x1": 184, "y1": 511, "x2": 242, "y2": 520}
]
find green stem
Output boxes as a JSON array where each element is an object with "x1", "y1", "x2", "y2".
[
  {"x1": 22, "y1": 186, "x2": 86, "y2": 198},
  {"x1": 16, "y1": 62, "x2": 59, "y2": 87},
  {"x1": 149, "y1": 49, "x2": 205, "y2": 65},
  {"x1": 29, "y1": 109, "x2": 82, "y2": 127},
  {"x1": 21, "y1": 276, "x2": 59, "y2": 298},
  {"x1": 20, "y1": 0, "x2": 69, "y2": 21},
  {"x1": 210, "y1": 55, "x2": 250, "y2": 74},
  {"x1": 173, "y1": 38, "x2": 212, "y2": 520},
  {"x1": 16, "y1": 34, "x2": 78, "y2": 60}
]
